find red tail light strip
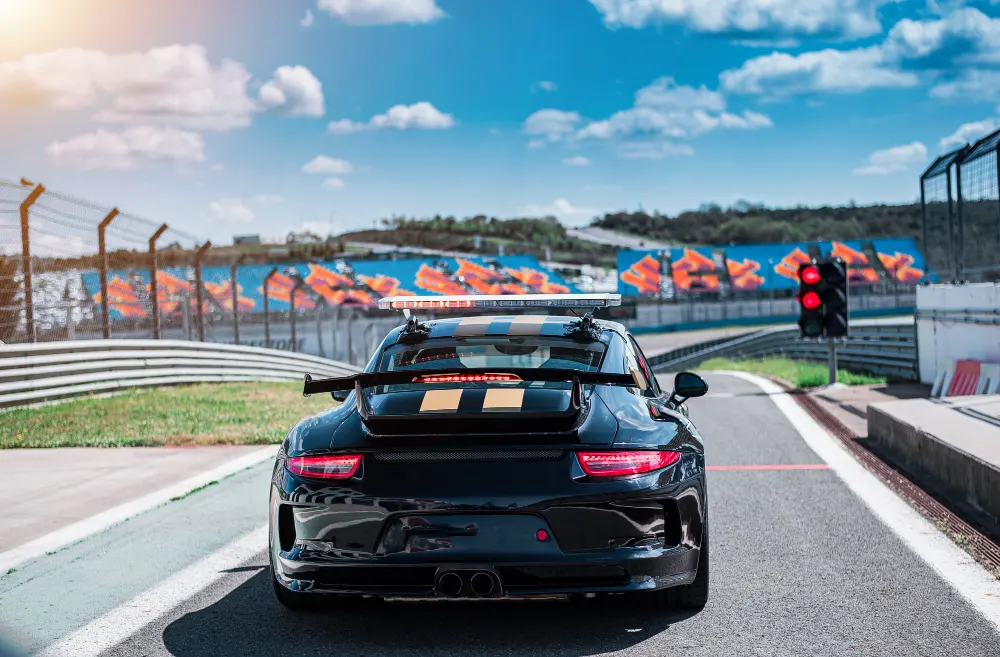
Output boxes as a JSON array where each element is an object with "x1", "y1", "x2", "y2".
[
  {"x1": 287, "y1": 454, "x2": 362, "y2": 479},
  {"x1": 413, "y1": 373, "x2": 522, "y2": 384},
  {"x1": 576, "y1": 451, "x2": 681, "y2": 477}
]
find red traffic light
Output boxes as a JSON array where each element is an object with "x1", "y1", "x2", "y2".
[
  {"x1": 801, "y1": 291, "x2": 821, "y2": 310},
  {"x1": 800, "y1": 266, "x2": 821, "y2": 285}
]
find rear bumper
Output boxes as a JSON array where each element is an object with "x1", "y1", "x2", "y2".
[
  {"x1": 273, "y1": 545, "x2": 700, "y2": 598},
  {"x1": 269, "y1": 454, "x2": 706, "y2": 598}
]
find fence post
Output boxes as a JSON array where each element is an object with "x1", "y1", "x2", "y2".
[
  {"x1": 346, "y1": 311, "x2": 354, "y2": 365},
  {"x1": 330, "y1": 302, "x2": 341, "y2": 361},
  {"x1": 193, "y1": 241, "x2": 212, "y2": 342},
  {"x1": 946, "y1": 166, "x2": 956, "y2": 281},
  {"x1": 148, "y1": 223, "x2": 168, "y2": 339},
  {"x1": 315, "y1": 301, "x2": 326, "y2": 359},
  {"x1": 18, "y1": 181, "x2": 45, "y2": 343},
  {"x1": 956, "y1": 161, "x2": 965, "y2": 280},
  {"x1": 290, "y1": 277, "x2": 302, "y2": 353},
  {"x1": 97, "y1": 208, "x2": 120, "y2": 339},
  {"x1": 263, "y1": 267, "x2": 279, "y2": 348},
  {"x1": 230, "y1": 254, "x2": 247, "y2": 344},
  {"x1": 919, "y1": 176, "x2": 928, "y2": 282}
]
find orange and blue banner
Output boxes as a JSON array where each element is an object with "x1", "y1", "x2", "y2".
[
  {"x1": 81, "y1": 254, "x2": 578, "y2": 320},
  {"x1": 618, "y1": 237, "x2": 929, "y2": 296}
]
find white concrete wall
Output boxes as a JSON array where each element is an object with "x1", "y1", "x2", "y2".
[{"x1": 916, "y1": 283, "x2": 1000, "y2": 384}]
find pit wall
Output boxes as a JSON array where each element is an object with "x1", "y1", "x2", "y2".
[{"x1": 916, "y1": 283, "x2": 1000, "y2": 385}]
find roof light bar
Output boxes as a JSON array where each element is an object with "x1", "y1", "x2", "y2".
[{"x1": 378, "y1": 294, "x2": 622, "y2": 311}]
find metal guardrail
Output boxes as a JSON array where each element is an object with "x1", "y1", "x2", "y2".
[
  {"x1": 0, "y1": 340, "x2": 361, "y2": 409},
  {"x1": 649, "y1": 318, "x2": 918, "y2": 380}
]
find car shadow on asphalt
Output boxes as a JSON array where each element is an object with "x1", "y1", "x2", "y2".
[{"x1": 162, "y1": 570, "x2": 698, "y2": 657}]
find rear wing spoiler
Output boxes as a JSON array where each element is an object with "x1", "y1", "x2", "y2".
[
  {"x1": 303, "y1": 368, "x2": 636, "y2": 395},
  {"x1": 303, "y1": 368, "x2": 640, "y2": 433}
]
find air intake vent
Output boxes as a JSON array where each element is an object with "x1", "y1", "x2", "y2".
[{"x1": 373, "y1": 449, "x2": 564, "y2": 462}]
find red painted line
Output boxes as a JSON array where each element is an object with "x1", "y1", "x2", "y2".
[{"x1": 707, "y1": 464, "x2": 830, "y2": 471}]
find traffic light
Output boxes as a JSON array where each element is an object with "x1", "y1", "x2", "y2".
[
  {"x1": 797, "y1": 262, "x2": 825, "y2": 338},
  {"x1": 820, "y1": 259, "x2": 849, "y2": 338}
]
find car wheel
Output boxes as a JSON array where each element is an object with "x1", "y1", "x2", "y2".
[{"x1": 665, "y1": 517, "x2": 709, "y2": 610}]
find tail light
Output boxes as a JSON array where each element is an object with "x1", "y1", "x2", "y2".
[
  {"x1": 287, "y1": 454, "x2": 362, "y2": 479},
  {"x1": 413, "y1": 373, "x2": 521, "y2": 384},
  {"x1": 576, "y1": 451, "x2": 681, "y2": 477}
]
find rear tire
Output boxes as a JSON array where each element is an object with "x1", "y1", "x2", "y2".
[{"x1": 665, "y1": 517, "x2": 709, "y2": 610}]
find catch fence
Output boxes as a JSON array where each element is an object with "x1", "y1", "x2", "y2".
[{"x1": 921, "y1": 128, "x2": 1000, "y2": 283}]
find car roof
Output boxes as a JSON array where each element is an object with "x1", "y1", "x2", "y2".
[{"x1": 385, "y1": 314, "x2": 629, "y2": 343}]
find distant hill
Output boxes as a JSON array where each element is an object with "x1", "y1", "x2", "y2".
[
  {"x1": 592, "y1": 202, "x2": 924, "y2": 247},
  {"x1": 337, "y1": 215, "x2": 618, "y2": 267},
  {"x1": 337, "y1": 204, "x2": 932, "y2": 268}
]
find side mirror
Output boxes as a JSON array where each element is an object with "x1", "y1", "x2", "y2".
[
  {"x1": 670, "y1": 372, "x2": 708, "y2": 405},
  {"x1": 332, "y1": 390, "x2": 351, "y2": 403}
]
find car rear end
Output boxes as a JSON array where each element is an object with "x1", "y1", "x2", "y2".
[{"x1": 270, "y1": 321, "x2": 706, "y2": 600}]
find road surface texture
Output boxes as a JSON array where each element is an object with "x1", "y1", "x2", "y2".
[
  {"x1": 636, "y1": 327, "x2": 768, "y2": 358},
  {"x1": 2, "y1": 373, "x2": 999, "y2": 656},
  {"x1": 567, "y1": 227, "x2": 674, "y2": 249}
]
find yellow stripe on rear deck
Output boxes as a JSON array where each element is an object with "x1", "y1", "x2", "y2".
[{"x1": 419, "y1": 389, "x2": 464, "y2": 413}]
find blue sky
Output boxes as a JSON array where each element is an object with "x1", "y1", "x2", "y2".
[{"x1": 0, "y1": 0, "x2": 996, "y2": 245}]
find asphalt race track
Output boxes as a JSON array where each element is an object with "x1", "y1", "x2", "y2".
[{"x1": 3, "y1": 372, "x2": 1000, "y2": 656}]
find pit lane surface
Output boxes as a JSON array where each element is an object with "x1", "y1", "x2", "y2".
[{"x1": 3, "y1": 373, "x2": 1000, "y2": 656}]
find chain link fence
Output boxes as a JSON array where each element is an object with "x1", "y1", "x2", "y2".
[
  {"x1": 951, "y1": 131, "x2": 1000, "y2": 282},
  {"x1": 920, "y1": 147, "x2": 965, "y2": 282}
]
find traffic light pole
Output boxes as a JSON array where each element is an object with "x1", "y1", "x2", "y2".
[{"x1": 828, "y1": 339, "x2": 838, "y2": 386}]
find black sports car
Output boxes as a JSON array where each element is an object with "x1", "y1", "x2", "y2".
[{"x1": 269, "y1": 297, "x2": 710, "y2": 610}]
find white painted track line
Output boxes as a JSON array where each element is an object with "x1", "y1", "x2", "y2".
[
  {"x1": 0, "y1": 445, "x2": 277, "y2": 574},
  {"x1": 35, "y1": 525, "x2": 268, "y2": 657},
  {"x1": 722, "y1": 371, "x2": 1000, "y2": 632}
]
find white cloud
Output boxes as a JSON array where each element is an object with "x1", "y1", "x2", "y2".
[
  {"x1": 327, "y1": 119, "x2": 367, "y2": 134},
  {"x1": 317, "y1": 0, "x2": 444, "y2": 25},
  {"x1": 327, "y1": 101, "x2": 454, "y2": 133},
  {"x1": 301, "y1": 9, "x2": 315, "y2": 26},
  {"x1": 209, "y1": 198, "x2": 256, "y2": 222},
  {"x1": 563, "y1": 156, "x2": 591, "y2": 166},
  {"x1": 516, "y1": 198, "x2": 602, "y2": 221},
  {"x1": 527, "y1": 139, "x2": 547, "y2": 150},
  {"x1": 534, "y1": 80, "x2": 558, "y2": 92},
  {"x1": 616, "y1": 140, "x2": 696, "y2": 159},
  {"x1": 525, "y1": 78, "x2": 770, "y2": 159},
  {"x1": 302, "y1": 155, "x2": 354, "y2": 174},
  {"x1": 523, "y1": 109, "x2": 582, "y2": 142},
  {"x1": 46, "y1": 126, "x2": 205, "y2": 170},
  {"x1": 208, "y1": 194, "x2": 285, "y2": 223},
  {"x1": 940, "y1": 118, "x2": 998, "y2": 150},
  {"x1": 881, "y1": 8, "x2": 1000, "y2": 67},
  {"x1": 579, "y1": 77, "x2": 771, "y2": 140},
  {"x1": 721, "y1": 47, "x2": 919, "y2": 97},
  {"x1": 589, "y1": 0, "x2": 891, "y2": 39},
  {"x1": 0, "y1": 44, "x2": 324, "y2": 130},
  {"x1": 721, "y1": 8, "x2": 1000, "y2": 99},
  {"x1": 634, "y1": 77, "x2": 726, "y2": 111},
  {"x1": 323, "y1": 177, "x2": 347, "y2": 190},
  {"x1": 931, "y1": 70, "x2": 1000, "y2": 99},
  {"x1": 853, "y1": 141, "x2": 928, "y2": 175},
  {"x1": 258, "y1": 66, "x2": 325, "y2": 117}
]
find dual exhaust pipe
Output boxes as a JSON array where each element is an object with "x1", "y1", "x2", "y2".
[{"x1": 436, "y1": 570, "x2": 499, "y2": 598}]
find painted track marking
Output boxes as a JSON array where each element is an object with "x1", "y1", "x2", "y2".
[
  {"x1": 35, "y1": 525, "x2": 268, "y2": 657},
  {"x1": 707, "y1": 464, "x2": 829, "y2": 471},
  {"x1": 720, "y1": 370, "x2": 1000, "y2": 632},
  {"x1": 0, "y1": 445, "x2": 277, "y2": 574}
]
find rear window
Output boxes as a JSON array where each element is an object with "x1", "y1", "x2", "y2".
[{"x1": 375, "y1": 337, "x2": 607, "y2": 392}]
